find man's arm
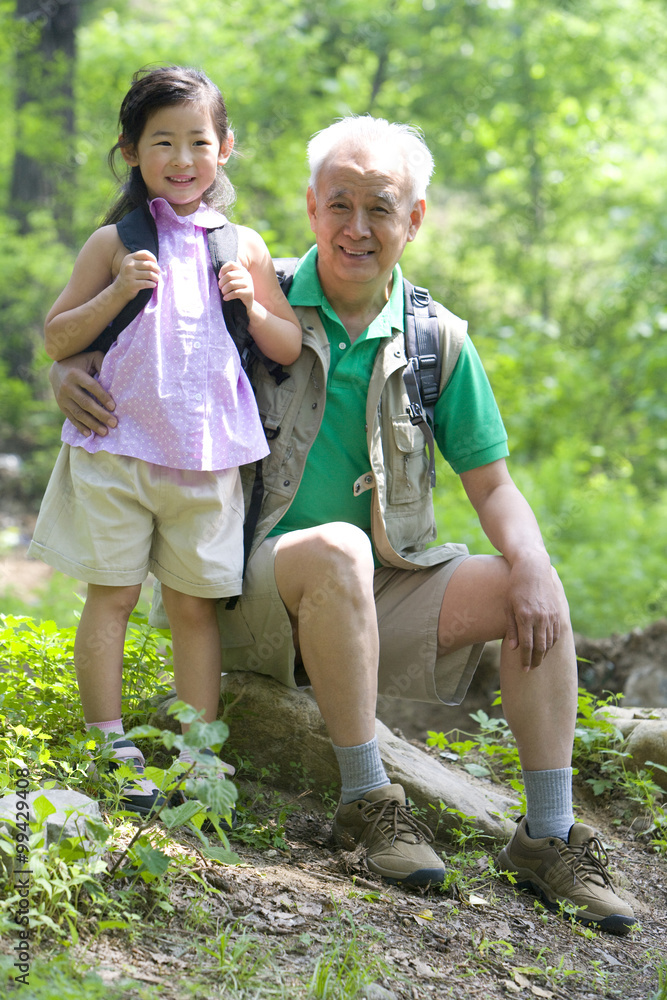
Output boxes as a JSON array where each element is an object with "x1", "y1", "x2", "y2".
[
  {"x1": 49, "y1": 354, "x2": 117, "y2": 437},
  {"x1": 460, "y1": 457, "x2": 561, "y2": 671}
]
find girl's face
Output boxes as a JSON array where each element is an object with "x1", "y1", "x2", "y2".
[{"x1": 121, "y1": 102, "x2": 233, "y2": 215}]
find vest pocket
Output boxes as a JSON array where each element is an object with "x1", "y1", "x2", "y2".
[
  {"x1": 389, "y1": 414, "x2": 430, "y2": 504},
  {"x1": 254, "y1": 368, "x2": 295, "y2": 435}
]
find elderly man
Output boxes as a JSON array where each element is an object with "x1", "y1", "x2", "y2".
[{"x1": 51, "y1": 116, "x2": 635, "y2": 934}]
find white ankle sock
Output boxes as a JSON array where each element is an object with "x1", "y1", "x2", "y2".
[
  {"x1": 332, "y1": 736, "x2": 389, "y2": 804},
  {"x1": 523, "y1": 767, "x2": 575, "y2": 841},
  {"x1": 85, "y1": 719, "x2": 124, "y2": 740}
]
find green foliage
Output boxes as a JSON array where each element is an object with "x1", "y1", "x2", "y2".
[
  {"x1": 3, "y1": 0, "x2": 667, "y2": 637},
  {"x1": 200, "y1": 922, "x2": 277, "y2": 988},
  {"x1": 0, "y1": 612, "x2": 172, "y2": 740}
]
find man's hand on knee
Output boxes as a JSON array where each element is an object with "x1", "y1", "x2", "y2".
[{"x1": 505, "y1": 556, "x2": 562, "y2": 670}]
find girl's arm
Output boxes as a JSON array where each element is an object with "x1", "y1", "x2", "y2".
[
  {"x1": 218, "y1": 226, "x2": 302, "y2": 366},
  {"x1": 44, "y1": 226, "x2": 160, "y2": 361}
]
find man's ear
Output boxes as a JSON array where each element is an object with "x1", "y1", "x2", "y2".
[
  {"x1": 406, "y1": 199, "x2": 426, "y2": 242},
  {"x1": 119, "y1": 135, "x2": 139, "y2": 168},
  {"x1": 306, "y1": 186, "x2": 318, "y2": 235},
  {"x1": 218, "y1": 129, "x2": 234, "y2": 166}
]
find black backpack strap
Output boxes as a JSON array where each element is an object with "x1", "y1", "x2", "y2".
[
  {"x1": 273, "y1": 257, "x2": 299, "y2": 297},
  {"x1": 402, "y1": 279, "x2": 442, "y2": 488},
  {"x1": 207, "y1": 226, "x2": 290, "y2": 385},
  {"x1": 225, "y1": 457, "x2": 266, "y2": 611},
  {"x1": 88, "y1": 205, "x2": 158, "y2": 353},
  {"x1": 205, "y1": 222, "x2": 247, "y2": 361}
]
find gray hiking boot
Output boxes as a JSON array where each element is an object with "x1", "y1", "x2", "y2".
[
  {"x1": 332, "y1": 783, "x2": 446, "y2": 887},
  {"x1": 497, "y1": 816, "x2": 637, "y2": 935}
]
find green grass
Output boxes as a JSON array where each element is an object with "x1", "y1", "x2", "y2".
[{"x1": 1, "y1": 610, "x2": 665, "y2": 999}]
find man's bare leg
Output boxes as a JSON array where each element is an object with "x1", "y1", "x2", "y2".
[
  {"x1": 439, "y1": 555, "x2": 636, "y2": 931},
  {"x1": 274, "y1": 522, "x2": 446, "y2": 885},
  {"x1": 437, "y1": 554, "x2": 577, "y2": 772},
  {"x1": 273, "y1": 522, "x2": 379, "y2": 748}
]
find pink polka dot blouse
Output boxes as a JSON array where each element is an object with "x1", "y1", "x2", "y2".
[{"x1": 62, "y1": 198, "x2": 270, "y2": 471}]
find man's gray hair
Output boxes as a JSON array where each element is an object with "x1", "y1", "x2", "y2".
[{"x1": 307, "y1": 115, "x2": 435, "y2": 202}]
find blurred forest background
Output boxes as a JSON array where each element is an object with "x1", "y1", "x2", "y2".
[{"x1": 1, "y1": 0, "x2": 666, "y2": 638}]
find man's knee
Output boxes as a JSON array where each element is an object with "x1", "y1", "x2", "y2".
[
  {"x1": 275, "y1": 523, "x2": 374, "y2": 616},
  {"x1": 309, "y1": 522, "x2": 373, "y2": 572},
  {"x1": 280, "y1": 522, "x2": 373, "y2": 585}
]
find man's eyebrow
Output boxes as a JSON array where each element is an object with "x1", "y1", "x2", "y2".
[{"x1": 327, "y1": 188, "x2": 399, "y2": 207}]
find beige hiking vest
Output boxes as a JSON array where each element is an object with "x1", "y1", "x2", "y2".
[{"x1": 244, "y1": 301, "x2": 470, "y2": 570}]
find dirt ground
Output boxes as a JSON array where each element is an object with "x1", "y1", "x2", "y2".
[{"x1": 23, "y1": 783, "x2": 664, "y2": 1000}]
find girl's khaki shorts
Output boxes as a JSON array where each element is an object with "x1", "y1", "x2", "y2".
[{"x1": 29, "y1": 444, "x2": 245, "y2": 598}]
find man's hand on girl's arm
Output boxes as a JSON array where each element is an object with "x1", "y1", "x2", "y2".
[{"x1": 49, "y1": 353, "x2": 117, "y2": 437}]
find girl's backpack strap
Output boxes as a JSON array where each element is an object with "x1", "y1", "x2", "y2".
[
  {"x1": 87, "y1": 205, "x2": 158, "y2": 353},
  {"x1": 207, "y1": 225, "x2": 291, "y2": 384}
]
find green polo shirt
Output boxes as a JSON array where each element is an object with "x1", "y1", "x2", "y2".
[{"x1": 270, "y1": 246, "x2": 508, "y2": 541}]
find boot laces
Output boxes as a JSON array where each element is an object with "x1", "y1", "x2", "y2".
[
  {"x1": 360, "y1": 796, "x2": 434, "y2": 847},
  {"x1": 564, "y1": 835, "x2": 614, "y2": 889}
]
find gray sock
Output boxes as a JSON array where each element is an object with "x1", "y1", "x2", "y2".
[
  {"x1": 332, "y1": 736, "x2": 389, "y2": 804},
  {"x1": 523, "y1": 767, "x2": 575, "y2": 841}
]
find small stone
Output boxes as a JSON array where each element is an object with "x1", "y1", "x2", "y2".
[
  {"x1": 0, "y1": 788, "x2": 104, "y2": 875},
  {"x1": 362, "y1": 985, "x2": 399, "y2": 1000}
]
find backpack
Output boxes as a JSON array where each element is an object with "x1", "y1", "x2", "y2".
[{"x1": 88, "y1": 206, "x2": 444, "y2": 587}]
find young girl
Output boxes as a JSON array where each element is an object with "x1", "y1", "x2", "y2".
[{"x1": 29, "y1": 67, "x2": 302, "y2": 814}]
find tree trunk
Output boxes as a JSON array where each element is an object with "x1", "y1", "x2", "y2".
[{"x1": 10, "y1": 0, "x2": 80, "y2": 242}]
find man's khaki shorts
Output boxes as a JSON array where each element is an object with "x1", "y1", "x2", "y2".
[
  {"x1": 29, "y1": 444, "x2": 245, "y2": 598},
  {"x1": 151, "y1": 534, "x2": 484, "y2": 705}
]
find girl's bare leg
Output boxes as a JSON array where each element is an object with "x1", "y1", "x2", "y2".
[
  {"x1": 74, "y1": 583, "x2": 142, "y2": 723},
  {"x1": 160, "y1": 585, "x2": 222, "y2": 726}
]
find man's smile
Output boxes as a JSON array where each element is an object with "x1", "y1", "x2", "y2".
[{"x1": 340, "y1": 247, "x2": 374, "y2": 257}]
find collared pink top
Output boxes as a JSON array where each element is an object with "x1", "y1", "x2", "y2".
[{"x1": 62, "y1": 198, "x2": 270, "y2": 471}]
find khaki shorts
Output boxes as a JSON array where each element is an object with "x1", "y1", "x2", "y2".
[
  {"x1": 29, "y1": 444, "x2": 244, "y2": 598},
  {"x1": 151, "y1": 534, "x2": 484, "y2": 705}
]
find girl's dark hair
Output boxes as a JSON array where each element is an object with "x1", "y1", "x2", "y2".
[{"x1": 102, "y1": 66, "x2": 234, "y2": 225}]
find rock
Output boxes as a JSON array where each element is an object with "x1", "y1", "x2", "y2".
[
  {"x1": 150, "y1": 672, "x2": 517, "y2": 843},
  {"x1": 625, "y1": 722, "x2": 667, "y2": 791},
  {"x1": 594, "y1": 706, "x2": 667, "y2": 790},
  {"x1": 0, "y1": 788, "x2": 104, "y2": 875},
  {"x1": 624, "y1": 664, "x2": 667, "y2": 707},
  {"x1": 575, "y1": 620, "x2": 667, "y2": 702},
  {"x1": 362, "y1": 985, "x2": 399, "y2": 1000}
]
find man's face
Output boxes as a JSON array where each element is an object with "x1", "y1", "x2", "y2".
[{"x1": 306, "y1": 143, "x2": 425, "y2": 298}]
